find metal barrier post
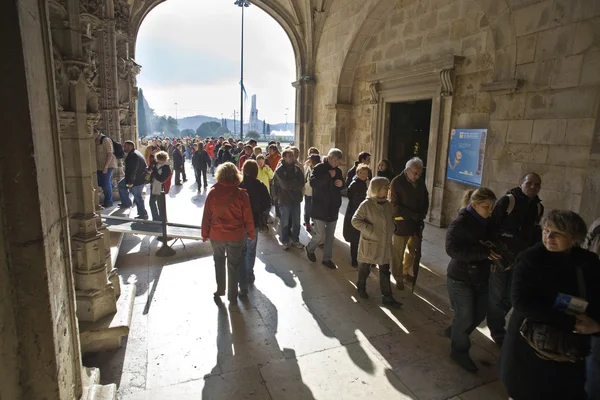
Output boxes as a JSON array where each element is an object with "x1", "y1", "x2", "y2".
[{"x1": 155, "y1": 188, "x2": 176, "y2": 257}]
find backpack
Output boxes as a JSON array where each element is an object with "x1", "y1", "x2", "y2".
[
  {"x1": 506, "y1": 194, "x2": 543, "y2": 218},
  {"x1": 100, "y1": 135, "x2": 125, "y2": 159}
]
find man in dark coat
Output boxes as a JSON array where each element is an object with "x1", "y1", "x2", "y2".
[
  {"x1": 117, "y1": 140, "x2": 149, "y2": 219},
  {"x1": 274, "y1": 149, "x2": 305, "y2": 250},
  {"x1": 389, "y1": 157, "x2": 429, "y2": 289},
  {"x1": 306, "y1": 148, "x2": 345, "y2": 269},
  {"x1": 192, "y1": 142, "x2": 211, "y2": 190},
  {"x1": 172, "y1": 144, "x2": 185, "y2": 185},
  {"x1": 487, "y1": 172, "x2": 544, "y2": 345}
]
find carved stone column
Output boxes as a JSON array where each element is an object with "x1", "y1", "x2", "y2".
[
  {"x1": 293, "y1": 76, "x2": 315, "y2": 158},
  {"x1": 50, "y1": 0, "x2": 134, "y2": 354}
]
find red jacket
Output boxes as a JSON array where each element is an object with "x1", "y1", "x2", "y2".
[
  {"x1": 201, "y1": 181, "x2": 255, "y2": 241},
  {"x1": 206, "y1": 142, "x2": 216, "y2": 158}
]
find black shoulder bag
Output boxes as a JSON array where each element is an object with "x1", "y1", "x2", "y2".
[{"x1": 519, "y1": 265, "x2": 590, "y2": 363}]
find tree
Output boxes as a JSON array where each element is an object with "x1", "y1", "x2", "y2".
[
  {"x1": 196, "y1": 121, "x2": 222, "y2": 138},
  {"x1": 165, "y1": 116, "x2": 179, "y2": 136},
  {"x1": 154, "y1": 115, "x2": 167, "y2": 134},
  {"x1": 246, "y1": 130, "x2": 260, "y2": 140},
  {"x1": 180, "y1": 129, "x2": 195, "y2": 138},
  {"x1": 137, "y1": 89, "x2": 149, "y2": 138},
  {"x1": 216, "y1": 125, "x2": 230, "y2": 136}
]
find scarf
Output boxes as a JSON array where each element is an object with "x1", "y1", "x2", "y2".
[{"x1": 467, "y1": 204, "x2": 488, "y2": 226}]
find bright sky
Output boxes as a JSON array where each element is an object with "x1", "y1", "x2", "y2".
[{"x1": 136, "y1": 0, "x2": 296, "y2": 124}]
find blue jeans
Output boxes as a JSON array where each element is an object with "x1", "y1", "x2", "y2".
[
  {"x1": 118, "y1": 178, "x2": 147, "y2": 217},
  {"x1": 487, "y1": 269, "x2": 513, "y2": 340},
  {"x1": 307, "y1": 219, "x2": 337, "y2": 262},
  {"x1": 97, "y1": 168, "x2": 114, "y2": 206},
  {"x1": 588, "y1": 337, "x2": 600, "y2": 400},
  {"x1": 446, "y1": 278, "x2": 489, "y2": 354},
  {"x1": 280, "y1": 203, "x2": 301, "y2": 244},
  {"x1": 239, "y1": 235, "x2": 258, "y2": 291}
]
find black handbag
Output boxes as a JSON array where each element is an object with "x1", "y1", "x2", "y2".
[{"x1": 519, "y1": 265, "x2": 590, "y2": 363}]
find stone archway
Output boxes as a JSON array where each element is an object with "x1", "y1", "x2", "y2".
[{"x1": 129, "y1": 0, "x2": 314, "y2": 153}]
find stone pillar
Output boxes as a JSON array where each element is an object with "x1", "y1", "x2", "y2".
[
  {"x1": 0, "y1": 0, "x2": 83, "y2": 398},
  {"x1": 293, "y1": 77, "x2": 315, "y2": 157},
  {"x1": 51, "y1": 0, "x2": 135, "y2": 353},
  {"x1": 323, "y1": 103, "x2": 352, "y2": 171}
]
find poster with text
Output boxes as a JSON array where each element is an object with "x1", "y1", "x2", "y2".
[{"x1": 446, "y1": 129, "x2": 487, "y2": 187}]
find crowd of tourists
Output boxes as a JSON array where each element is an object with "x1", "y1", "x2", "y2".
[{"x1": 93, "y1": 128, "x2": 600, "y2": 399}]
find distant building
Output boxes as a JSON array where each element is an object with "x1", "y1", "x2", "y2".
[{"x1": 249, "y1": 94, "x2": 259, "y2": 132}]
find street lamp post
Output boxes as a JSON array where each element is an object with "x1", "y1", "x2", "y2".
[{"x1": 235, "y1": 0, "x2": 250, "y2": 142}]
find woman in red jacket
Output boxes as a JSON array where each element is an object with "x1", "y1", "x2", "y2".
[{"x1": 201, "y1": 162, "x2": 256, "y2": 304}]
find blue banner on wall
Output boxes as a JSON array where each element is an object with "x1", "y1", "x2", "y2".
[{"x1": 446, "y1": 129, "x2": 487, "y2": 187}]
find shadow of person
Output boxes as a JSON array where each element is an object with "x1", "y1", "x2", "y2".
[
  {"x1": 248, "y1": 288, "x2": 316, "y2": 399},
  {"x1": 263, "y1": 260, "x2": 297, "y2": 288}
]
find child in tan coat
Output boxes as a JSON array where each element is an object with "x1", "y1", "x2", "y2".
[{"x1": 351, "y1": 177, "x2": 402, "y2": 308}]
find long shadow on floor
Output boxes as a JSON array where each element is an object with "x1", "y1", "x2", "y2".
[{"x1": 201, "y1": 291, "x2": 315, "y2": 400}]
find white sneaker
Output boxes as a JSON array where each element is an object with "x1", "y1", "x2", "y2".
[{"x1": 291, "y1": 241, "x2": 305, "y2": 249}]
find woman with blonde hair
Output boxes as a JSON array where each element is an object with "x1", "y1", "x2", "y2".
[
  {"x1": 201, "y1": 162, "x2": 255, "y2": 304},
  {"x1": 501, "y1": 210, "x2": 600, "y2": 399},
  {"x1": 351, "y1": 177, "x2": 402, "y2": 308},
  {"x1": 445, "y1": 187, "x2": 499, "y2": 372}
]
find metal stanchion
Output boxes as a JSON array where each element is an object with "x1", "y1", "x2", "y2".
[{"x1": 155, "y1": 188, "x2": 176, "y2": 257}]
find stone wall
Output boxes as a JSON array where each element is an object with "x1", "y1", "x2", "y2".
[
  {"x1": 487, "y1": 0, "x2": 600, "y2": 221},
  {"x1": 313, "y1": 0, "x2": 600, "y2": 225},
  {"x1": 348, "y1": 0, "x2": 496, "y2": 224},
  {"x1": 0, "y1": 0, "x2": 82, "y2": 398},
  {"x1": 313, "y1": 0, "x2": 383, "y2": 151}
]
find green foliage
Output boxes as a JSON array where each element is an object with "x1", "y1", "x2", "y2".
[
  {"x1": 216, "y1": 125, "x2": 230, "y2": 136},
  {"x1": 180, "y1": 129, "x2": 195, "y2": 137},
  {"x1": 165, "y1": 116, "x2": 179, "y2": 136},
  {"x1": 137, "y1": 89, "x2": 148, "y2": 137},
  {"x1": 246, "y1": 130, "x2": 261, "y2": 140},
  {"x1": 196, "y1": 121, "x2": 222, "y2": 138}
]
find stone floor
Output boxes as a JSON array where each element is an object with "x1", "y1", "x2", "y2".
[{"x1": 84, "y1": 161, "x2": 508, "y2": 400}]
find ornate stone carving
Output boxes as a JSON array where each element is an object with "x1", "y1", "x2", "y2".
[
  {"x1": 82, "y1": 33, "x2": 100, "y2": 113},
  {"x1": 53, "y1": 45, "x2": 68, "y2": 111},
  {"x1": 114, "y1": 0, "x2": 131, "y2": 33},
  {"x1": 369, "y1": 82, "x2": 379, "y2": 104},
  {"x1": 66, "y1": 63, "x2": 83, "y2": 84},
  {"x1": 80, "y1": 0, "x2": 104, "y2": 16},
  {"x1": 440, "y1": 68, "x2": 453, "y2": 97}
]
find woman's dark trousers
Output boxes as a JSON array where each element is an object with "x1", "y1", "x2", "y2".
[
  {"x1": 195, "y1": 167, "x2": 208, "y2": 187},
  {"x1": 446, "y1": 278, "x2": 488, "y2": 355},
  {"x1": 357, "y1": 263, "x2": 392, "y2": 297},
  {"x1": 149, "y1": 194, "x2": 162, "y2": 221},
  {"x1": 350, "y1": 241, "x2": 359, "y2": 265}
]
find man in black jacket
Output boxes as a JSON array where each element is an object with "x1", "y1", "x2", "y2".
[
  {"x1": 306, "y1": 148, "x2": 345, "y2": 269},
  {"x1": 173, "y1": 144, "x2": 185, "y2": 185},
  {"x1": 275, "y1": 149, "x2": 305, "y2": 250},
  {"x1": 117, "y1": 140, "x2": 149, "y2": 219},
  {"x1": 487, "y1": 172, "x2": 543, "y2": 345},
  {"x1": 390, "y1": 157, "x2": 429, "y2": 289},
  {"x1": 192, "y1": 142, "x2": 211, "y2": 190}
]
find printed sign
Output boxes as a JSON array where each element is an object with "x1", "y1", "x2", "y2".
[{"x1": 446, "y1": 129, "x2": 487, "y2": 187}]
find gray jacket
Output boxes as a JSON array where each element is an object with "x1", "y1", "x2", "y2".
[{"x1": 351, "y1": 197, "x2": 395, "y2": 265}]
